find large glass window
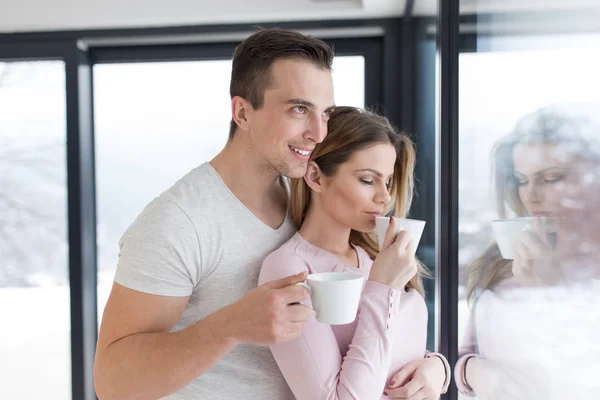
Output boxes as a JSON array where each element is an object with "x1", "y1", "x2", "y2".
[
  {"x1": 94, "y1": 56, "x2": 365, "y2": 321},
  {"x1": 456, "y1": 14, "x2": 600, "y2": 400},
  {"x1": 0, "y1": 61, "x2": 70, "y2": 399}
]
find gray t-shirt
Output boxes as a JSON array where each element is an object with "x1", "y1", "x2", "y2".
[{"x1": 114, "y1": 162, "x2": 297, "y2": 399}]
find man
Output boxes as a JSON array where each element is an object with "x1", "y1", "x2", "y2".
[{"x1": 94, "y1": 28, "x2": 336, "y2": 399}]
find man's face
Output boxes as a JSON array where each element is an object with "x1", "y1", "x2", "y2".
[{"x1": 245, "y1": 58, "x2": 335, "y2": 178}]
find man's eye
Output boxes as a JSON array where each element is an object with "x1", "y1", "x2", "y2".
[{"x1": 293, "y1": 106, "x2": 307, "y2": 114}]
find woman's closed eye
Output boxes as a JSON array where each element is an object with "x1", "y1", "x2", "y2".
[
  {"x1": 515, "y1": 176, "x2": 564, "y2": 186},
  {"x1": 361, "y1": 178, "x2": 392, "y2": 191},
  {"x1": 541, "y1": 175, "x2": 564, "y2": 184}
]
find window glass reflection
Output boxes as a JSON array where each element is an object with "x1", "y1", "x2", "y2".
[{"x1": 457, "y1": 34, "x2": 600, "y2": 399}]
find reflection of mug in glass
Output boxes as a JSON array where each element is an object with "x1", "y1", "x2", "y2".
[
  {"x1": 295, "y1": 272, "x2": 363, "y2": 325},
  {"x1": 491, "y1": 217, "x2": 557, "y2": 259},
  {"x1": 375, "y1": 217, "x2": 426, "y2": 251}
]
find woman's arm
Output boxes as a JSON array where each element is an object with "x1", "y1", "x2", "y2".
[{"x1": 259, "y1": 250, "x2": 400, "y2": 400}]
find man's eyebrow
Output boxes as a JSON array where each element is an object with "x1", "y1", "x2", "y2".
[
  {"x1": 286, "y1": 99, "x2": 315, "y2": 108},
  {"x1": 286, "y1": 99, "x2": 337, "y2": 112}
]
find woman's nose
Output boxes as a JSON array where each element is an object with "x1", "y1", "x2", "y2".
[
  {"x1": 375, "y1": 185, "x2": 391, "y2": 205},
  {"x1": 525, "y1": 182, "x2": 542, "y2": 203}
]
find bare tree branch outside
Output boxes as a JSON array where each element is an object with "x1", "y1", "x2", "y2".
[{"x1": 0, "y1": 61, "x2": 67, "y2": 288}]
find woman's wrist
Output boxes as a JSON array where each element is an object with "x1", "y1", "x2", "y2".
[{"x1": 424, "y1": 352, "x2": 451, "y2": 393}]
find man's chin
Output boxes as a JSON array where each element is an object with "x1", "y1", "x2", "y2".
[{"x1": 278, "y1": 164, "x2": 308, "y2": 179}]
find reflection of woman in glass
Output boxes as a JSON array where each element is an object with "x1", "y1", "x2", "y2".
[
  {"x1": 455, "y1": 106, "x2": 600, "y2": 399},
  {"x1": 258, "y1": 107, "x2": 450, "y2": 399}
]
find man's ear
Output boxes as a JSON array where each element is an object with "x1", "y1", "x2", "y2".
[
  {"x1": 231, "y1": 96, "x2": 252, "y2": 132},
  {"x1": 304, "y1": 161, "x2": 326, "y2": 193}
]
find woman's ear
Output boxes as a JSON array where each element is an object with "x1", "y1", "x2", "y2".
[{"x1": 304, "y1": 161, "x2": 325, "y2": 193}]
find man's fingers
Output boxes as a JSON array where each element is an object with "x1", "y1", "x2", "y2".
[
  {"x1": 285, "y1": 303, "x2": 314, "y2": 322},
  {"x1": 279, "y1": 284, "x2": 311, "y2": 304},
  {"x1": 263, "y1": 271, "x2": 308, "y2": 289},
  {"x1": 278, "y1": 314, "x2": 312, "y2": 343},
  {"x1": 279, "y1": 322, "x2": 307, "y2": 342},
  {"x1": 286, "y1": 320, "x2": 308, "y2": 335}
]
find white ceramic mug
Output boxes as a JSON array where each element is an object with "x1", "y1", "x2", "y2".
[
  {"x1": 375, "y1": 217, "x2": 426, "y2": 251},
  {"x1": 295, "y1": 271, "x2": 363, "y2": 325},
  {"x1": 491, "y1": 216, "x2": 556, "y2": 259}
]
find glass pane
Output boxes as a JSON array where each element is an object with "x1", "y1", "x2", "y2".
[
  {"x1": 0, "y1": 61, "x2": 70, "y2": 398},
  {"x1": 95, "y1": 56, "x2": 366, "y2": 322},
  {"x1": 457, "y1": 4, "x2": 600, "y2": 399},
  {"x1": 412, "y1": 1, "x2": 439, "y2": 354}
]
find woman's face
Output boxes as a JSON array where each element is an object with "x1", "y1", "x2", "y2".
[
  {"x1": 513, "y1": 143, "x2": 599, "y2": 220},
  {"x1": 318, "y1": 143, "x2": 397, "y2": 233}
]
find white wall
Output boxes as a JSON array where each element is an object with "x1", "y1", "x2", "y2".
[
  {"x1": 0, "y1": 0, "x2": 404, "y2": 33},
  {"x1": 3, "y1": 0, "x2": 596, "y2": 34},
  {"x1": 414, "y1": 0, "x2": 600, "y2": 16}
]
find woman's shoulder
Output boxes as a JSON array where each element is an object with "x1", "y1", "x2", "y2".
[{"x1": 258, "y1": 233, "x2": 311, "y2": 285}]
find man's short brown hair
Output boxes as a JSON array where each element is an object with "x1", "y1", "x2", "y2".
[{"x1": 229, "y1": 28, "x2": 334, "y2": 139}]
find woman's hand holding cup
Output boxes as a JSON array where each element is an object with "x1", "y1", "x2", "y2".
[
  {"x1": 369, "y1": 217, "x2": 418, "y2": 290},
  {"x1": 513, "y1": 217, "x2": 562, "y2": 286}
]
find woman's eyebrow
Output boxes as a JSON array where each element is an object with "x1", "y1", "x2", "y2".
[{"x1": 355, "y1": 168, "x2": 383, "y2": 177}]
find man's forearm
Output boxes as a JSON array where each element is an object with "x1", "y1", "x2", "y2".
[{"x1": 94, "y1": 306, "x2": 239, "y2": 400}]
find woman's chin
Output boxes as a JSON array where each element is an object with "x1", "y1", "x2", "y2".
[{"x1": 351, "y1": 221, "x2": 377, "y2": 234}]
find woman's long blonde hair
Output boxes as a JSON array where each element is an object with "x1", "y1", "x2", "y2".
[
  {"x1": 466, "y1": 106, "x2": 600, "y2": 302},
  {"x1": 290, "y1": 106, "x2": 429, "y2": 295}
]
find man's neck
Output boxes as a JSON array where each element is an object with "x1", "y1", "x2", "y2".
[{"x1": 209, "y1": 137, "x2": 283, "y2": 207}]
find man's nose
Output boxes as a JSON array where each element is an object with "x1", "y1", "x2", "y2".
[{"x1": 304, "y1": 115, "x2": 327, "y2": 143}]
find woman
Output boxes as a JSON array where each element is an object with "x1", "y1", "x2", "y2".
[
  {"x1": 258, "y1": 107, "x2": 450, "y2": 399},
  {"x1": 455, "y1": 106, "x2": 600, "y2": 399}
]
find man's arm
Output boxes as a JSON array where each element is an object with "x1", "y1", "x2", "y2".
[
  {"x1": 94, "y1": 273, "x2": 311, "y2": 400},
  {"x1": 94, "y1": 283, "x2": 236, "y2": 400}
]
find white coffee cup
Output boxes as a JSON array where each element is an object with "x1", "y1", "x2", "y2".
[
  {"x1": 375, "y1": 217, "x2": 426, "y2": 251},
  {"x1": 491, "y1": 217, "x2": 556, "y2": 259},
  {"x1": 295, "y1": 271, "x2": 363, "y2": 325},
  {"x1": 491, "y1": 218, "x2": 533, "y2": 259}
]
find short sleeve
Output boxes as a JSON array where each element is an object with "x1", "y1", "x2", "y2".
[{"x1": 114, "y1": 199, "x2": 202, "y2": 297}]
